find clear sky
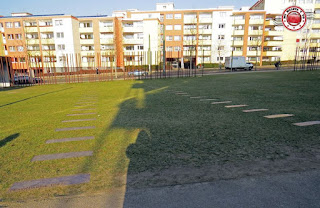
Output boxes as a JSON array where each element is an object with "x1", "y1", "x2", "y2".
[{"x1": 0, "y1": 0, "x2": 258, "y2": 17}]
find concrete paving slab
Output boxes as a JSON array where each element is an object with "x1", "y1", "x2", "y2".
[
  {"x1": 10, "y1": 174, "x2": 90, "y2": 191},
  {"x1": 67, "y1": 113, "x2": 97, "y2": 116},
  {"x1": 31, "y1": 151, "x2": 93, "y2": 161},
  {"x1": 243, "y1": 109, "x2": 269, "y2": 113},
  {"x1": 200, "y1": 99, "x2": 218, "y2": 101},
  {"x1": 62, "y1": 119, "x2": 96, "y2": 123},
  {"x1": 72, "y1": 109, "x2": 96, "y2": 111},
  {"x1": 225, "y1": 105, "x2": 248, "y2": 108},
  {"x1": 212, "y1": 101, "x2": 232, "y2": 104},
  {"x1": 264, "y1": 114, "x2": 294, "y2": 119},
  {"x1": 55, "y1": 126, "x2": 96, "y2": 132},
  {"x1": 190, "y1": 96, "x2": 203, "y2": 99},
  {"x1": 293, "y1": 121, "x2": 320, "y2": 127},
  {"x1": 46, "y1": 136, "x2": 95, "y2": 144}
]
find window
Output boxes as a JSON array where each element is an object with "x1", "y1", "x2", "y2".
[
  {"x1": 81, "y1": 45, "x2": 94, "y2": 51},
  {"x1": 166, "y1": 25, "x2": 173, "y2": 30},
  {"x1": 160, "y1": 15, "x2": 164, "y2": 22},
  {"x1": 166, "y1": 14, "x2": 173, "y2": 19},
  {"x1": 17, "y1": 46, "x2": 24, "y2": 52},
  {"x1": 12, "y1": 57, "x2": 18, "y2": 63},
  {"x1": 166, "y1": 36, "x2": 173, "y2": 41},
  {"x1": 175, "y1": 14, "x2": 181, "y2": 19},
  {"x1": 25, "y1": 21, "x2": 37, "y2": 27},
  {"x1": 220, "y1": 12, "x2": 226, "y2": 18},
  {"x1": 217, "y1": 57, "x2": 224, "y2": 61},
  {"x1": 59, "y1": 56, "x2": 66, "y2": 63},
  {"x1": 15, "y1": 34, "x2": 22, "y2": 40},
  {"x1": 101, "y1": 45, "x2": 114, "y2": 50},
  {"x1": 174, "y1": 46, "x2": 181, "y2": 51},
  {"x1": 14, "y1": 22, "x2": 21, "y2": 28},
  {"x1": 20, "y1": 57, "x2": 26, "y2": 63},
  {"x1": 174, "y1": 25, "x2": 181, "y2": 30},
  {"x1": 219, "y1": 24, "x2": 225, "y2": 29},
  {"x1": 9, "y1": 46, "x2": 15, "y2": 52},
  {"x1": 58, "y1": 44, "x2": 65, "y2": 50},
  {"x1": 138, "y1": 45, "x2": 144, "y2": 50},
  {"x1": 250, "y1": 15, "x2": 263, "y2": 20},
  {"x1": 125, "y1": 46, "x2": 134, "y2": 50},
  {"x1": 0, "y1": 23, "x2": 3, "y2": 28},
  {"x1": 100, "y1": 33, "x2": 114, "y2": 39},
  {"x1": 7, "y1": 34, "x2": 14, "y2": 40},
  {"x1": 218, "y1": 46, "x2": 224, "y2": 51},
  {"x1": 5, "y1": 22, "x2": 13, "y2": 28},
  {"x1": 100, "y1": 21, "x2": 113, "y2": 27},
  {"x1": 174, "y1": 35, "x2": 181, "y2": 41},
  {"x1": 199, "y1": 24, "x2": 211, "y2": 29},
  {"x1": 249, "y1": 26, "x2": 262, "y2": 30},
  {"x1": 80, "y1": 22, "x2": 92, "y2": 28},
  {"x1": 56, "y1": 32, "x2": 64, "y2": 38},
  {"x1": 55, "y1": 20, "x2": 63, "y2": 26},
  {"x1": 166, "y1": 46, "x2": 173, "y2": 51},
  {"x1": 218, "y1": 35, "x2": 225, "y2": 40}
]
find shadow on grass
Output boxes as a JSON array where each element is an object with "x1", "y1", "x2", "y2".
[
  {"x1": 0, "y1": 86, "x2": 30, "y2": 92},
  {"x1": 0, "y1": 87, "x2": 73, "y2": 108},
  {"x1": 0, "y1": 133, "x2": 19, "y2": 148}
]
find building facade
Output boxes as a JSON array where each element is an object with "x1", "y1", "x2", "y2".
[{"x1": 0, "y1": 0, "x2": 319, "y2": 73}]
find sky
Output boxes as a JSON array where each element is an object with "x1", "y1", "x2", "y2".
[{"x1": 0, "y1": 0, "x2": 258, "y2": 17}]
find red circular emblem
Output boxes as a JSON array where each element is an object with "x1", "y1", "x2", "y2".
[{"x1": 282, "y1": 6, "x2": 307, "y2": 31}]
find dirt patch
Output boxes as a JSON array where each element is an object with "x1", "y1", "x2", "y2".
[{"x1": 126, "y1": 151, "x2": 320, "y2": 188}]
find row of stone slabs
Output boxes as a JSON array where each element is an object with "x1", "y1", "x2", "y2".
[
  {"x1": 170, "y1": 89, "x2": 320, "y2": 126},
  {"x1": 9, "y1": 96, "x2": 98, "y2": 191}
]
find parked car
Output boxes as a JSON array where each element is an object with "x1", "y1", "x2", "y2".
[
  {"x1": 14, "y1": 75, "x2": 43, "y2": 84},
  {"x1": 128, "y1": 70, "x2": 148, "y2": 76},
  {"x1": 225, "y1": 56, "x2": 253, "y2": 70}
]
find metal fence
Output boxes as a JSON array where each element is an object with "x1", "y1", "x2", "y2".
[
  {"x1": 293, "y1": 47, "x2": 320, "y2": 71},
  {"x1": 1, "y1": 51, "x2": 204, "y2": 87}
]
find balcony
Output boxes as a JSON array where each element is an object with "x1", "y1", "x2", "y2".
[
  {"x1": 184, "y1": 30, "x2": 196, "y2": 35},
  {"x1": 198, "y1": 40, "x2": 212, "y2": 45},
  {"x1": 232, "y1": 41, "x2": 244, "y2": 46},
  {"x1": 233, "y1": 30, "x2": 244, "y2": 36},
  {"x1": 100, "y1": 27, "x2": 114, "y2": 33},
  {"x1": 312, "y1": 23, "x2": 320, "y2": 28},
  {"x1": 184, "y1": 17, "x2": 197, "y2": 24},
  {"x1": 314, "y1": 14, "x2": 320, "y2": 19},
  {"x1": 249, "y1": 19, "x2": 264, "y2": 25},
  {"x1": 79, "y1": 27, "x2": 93, "y2": 33},
  {"x1": 100, "y1": 39, "x2": 114, "y2": 44},
  {"x1": 315, "y1": 4, "x2": 320, "y2": 9},
  {"x1": 200, "y1": 29, "x2": 212, "y2": 34},
  {"x1": 247, "y1": 41, "x2": 262, "y2": 46},
  {"x1": 39, "y1": 27, "x2": 54, "y2": 32},
  {"x1": 310, "y1": 42, "x2": 320, "y2": 47},
  {"x1": 123, "y1": 39, "x2": 143, "y2": 45},
  {"x1": 263, "y1": 41, "x2": 283, "y2": 46},
  {"x1": 247, "y1": 51, "x2": 261, "y2": 56},
  {"x1": 80, "y1": 39, "x2": 94, "y2": 44},
  {"x1": 199, "y1": 18, "x2": 212, "y2": 23},
  {"x1": 248, "y1": 30, "x2": 263, "y2": 36},
  {"x1": 233, "y1": 19, "x2": 245, "y2": 25},
  {"x1": 41, "y1": 38, "x2": 55, "y2": 45},
  {"x1": 198, "y1": 51, "x2": 211, "y2": 56},
  {"x1": 263, "y1": 51, "x2": 282, "y2": 57},
  {"x1": 81, "y1": 51, "x2": 96, "y2": 56},
  {"x1": 26, "y1": 39, "x2": 40, "y2": 45},
  {"x1": 265, "y1": 30, "x2": 283, "y2": 36},
  {"x1": 122, "y1": 27, "x2": 143, "y2": 33},
  {"x1": 311, "y1": 33, "x2": 320, "y2": 38},
  {"x1": 24, "y1": 27, "x2": 38, "y2": 33},
  {"x1": 233, "y1": 51, "x2": 243, "y2": 56}
]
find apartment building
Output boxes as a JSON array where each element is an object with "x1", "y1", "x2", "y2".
[
  {"x1": 0, "y1": 0, "x2": 319, "y2": 72},
  {"x1": 0, "y1": 12, "x2": 160, "y2": 73}
]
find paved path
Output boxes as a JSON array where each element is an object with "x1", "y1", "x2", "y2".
[{"x1": 9, "y1": 170, "x2": 320, "y2": 208}]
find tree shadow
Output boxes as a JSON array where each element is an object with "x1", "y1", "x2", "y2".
[
  {"x1": 0, "y1": 87, "x2": 73, "y2": 108},
  {"x1": 0, "y1": 133, "x2": 19, "y2": 148}
]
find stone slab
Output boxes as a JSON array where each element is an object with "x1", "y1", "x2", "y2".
[
  {"x1": 55, "y1": 126, "x2": 96, "y2": 132},
  {"x1": 200, "y1": 99, "x2": 218, "y2": 101},
  {"x1": 190, "y1": 97, "x2": 203, "y2": 99},
  {"x1": 182, "y1": 95, "x2": 190, "y2": 97},
  {"x1": 72, "y1": 108, "x2": 96, "y2": 111},
  {"x1": 67, "y1": 113, "x2": 97, "y2": 116},
  {"x1": 176, "y1": 93, "x2": 188, "y2": 95},
  {"x1": 293, "y1": 121, "x2": 320, "y2": 127},
  {"x1": 46, "y1": 136, "x2": 95, "y2": 144},
  {"x1": 264, "y1": 114, "x2": 294, "y2": 119},
  {"x1": 212, "y1": 101, "x2": 232, "y2": 104},
  {"x1": 74, "y1": 105, "x2": 96, "y2": 107},
  {"x1": 10, "y1": 174, "x2": 90, "y2": 191},
  {"x1": 62, "y1": 118, "x2": 96, "y2": 123},
  {"x1": 243, "y1": 109, "x2": 269, "y2": 113},
  {"x1": 31, "y1": 151, "x2": 93, "y2": 161},
  {"x1": 225, "y1": 105, "x2": 248, "y2": 108}
]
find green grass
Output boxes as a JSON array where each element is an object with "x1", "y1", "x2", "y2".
[{"x1": 0, "y1": 71, "x2": 320, "y2": 202}]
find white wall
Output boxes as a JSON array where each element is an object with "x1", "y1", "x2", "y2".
[{"x1": 143, "y1": 20, "x2": 160, "y2": 65}]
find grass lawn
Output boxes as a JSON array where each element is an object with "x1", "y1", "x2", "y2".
[{"x1": 0, "y1": 70, "x2": 319, "y2": 202}]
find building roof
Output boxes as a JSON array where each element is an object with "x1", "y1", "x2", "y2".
[{"x1": 0, "y1": 14, "x2": 65, "y2": 19}]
